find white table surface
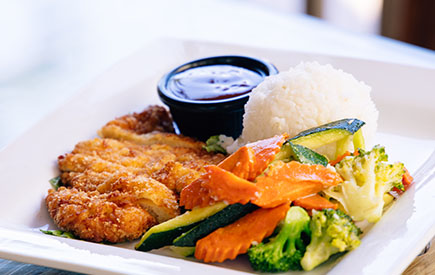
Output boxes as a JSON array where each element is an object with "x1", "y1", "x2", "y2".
[{"x1": 0, "y1": 0, "x2": 434, "y2": 273}]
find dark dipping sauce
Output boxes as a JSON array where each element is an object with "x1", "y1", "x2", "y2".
[{"x1": 168, "y1": 64, "x2": 264, "y2": 101}]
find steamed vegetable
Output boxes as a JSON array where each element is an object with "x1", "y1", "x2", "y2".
[
  {"x1": 253, "y1": 161, "x2": 342, "y2": 208},
  {"x1": 274, "y1": 142, "x2": 328, "y2": 166},
  {"x1": 136, "y1": 202, "x2": 228, "y2": 251},
  {"x1": 201, "y1": 165, "x2": 259, "y2": 205},
  {"x1": 248, "y1": 206, "x2": 310, "y2": 272},
  {"x1": 300, "y1": 209, "x2": 361, "y2": 271},
  {"x1": 195, "y1": 203, "x2": 290, "y2": 263},
  {"x1": 293, "y1": 194, "x2": 338, "y2": 210},
  {"x1": 169, "y1": 246, "x2": 195, "y2": 257},
  {"x1": 173, "y1": 203, "x2": 257, "y2": 247},
  {"x1": 180, "y1": 134, "x2": 287, "y2": 209},
  {"x1": 204, "y1": 135, "x2": 227, "y2": 154},
  {"x1": 40, "y1": 229, "x2": 75, "y2": 239},
  {"x1": 135, "y1": 118, "x2": 412, "y2": 273},
  {"x1": 218, "y1": 134, "x2": 287, "y2": 181},
  {"x1": 323, "y1": 145, "x2": 405, "y2": 222},
  {"x1": 289, "y1": 118, "x2": 365, "y2": 152},
  {"x1": 392, "y1": 168, "x2": 413, "y2": 194}
]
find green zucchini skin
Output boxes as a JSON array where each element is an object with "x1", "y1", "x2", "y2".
[
  {"x1": 135, "y1": 202, "x2": 227, "y2": 252},
  {"x1": 136, "y1": 224, "x2": 198, "y2": 252},
  {"x1": 169, "y1": 246, "x2": 195, "y2": 257},
  {"x1": 173, "y1": 203, "x2": 258, "y2": 247},
  {"x1": 289, "y1": 118, "x2": 365, "y2": 149},
  {"x1": 275, "y1": 142, "x2": 328, "y2": 166}
]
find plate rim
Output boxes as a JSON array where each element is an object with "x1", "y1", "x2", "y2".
[{"x1": 0, "y1": 37, "x2": 434, "y2": 275}]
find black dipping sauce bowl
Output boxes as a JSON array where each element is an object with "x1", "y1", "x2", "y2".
[{"x1": 157, "y1": 56, "x2": 278, "y2": 141}]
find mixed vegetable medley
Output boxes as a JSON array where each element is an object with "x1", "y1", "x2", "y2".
[{"x1": 135, "y1": 118, "x2": 413, "y2": 272}]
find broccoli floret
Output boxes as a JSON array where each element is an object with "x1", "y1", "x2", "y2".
[
  {"x1": 301, "y1": 209, "x2": 361, "y2": 271},
  {"x1": 248, "y1": 206, "x2": 310, "y2": 272},
  {"x1": 323, "y1": 145, "x2": 405, "y2": 223},
  {"x1": 203, "y1": 135, "x2": 228, "y2": 154}
]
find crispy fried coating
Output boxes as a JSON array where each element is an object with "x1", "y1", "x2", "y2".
[
  {"x1": 61, "y1": 170, "x2": 131, "y2": 192},
  {"x1": 58, "y1": 138, "x2": 224, "y2": 192},
  {"x1": 101, "y1": 105, "x2": 175, "y2": 134},
  {"x1": 58, "y1": 138, "x2": 176, "y2": 174},
  {"x1": 98, "y1": 107, "x2": 204, "y2": 150},
  {"x1": 152, "y1": 161, "x2": 203, "y2": 193},
  {"x1": 47, "y1": 106, "x2": 225, "y2": 243},
  {"x1": 46, "y1": 187, "x2": 156, "y2": 243}
]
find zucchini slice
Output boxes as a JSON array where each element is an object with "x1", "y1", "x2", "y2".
[
  {"x1": 352, "y1": 129, "x2": 365, "y2": 150},
  {"x1": 274, "y1": 142, "x2": 328, "y2": 166},
  {"x1": 169, "y1": 246, "x2": 195, "y2": 257},
  {"x1": 135, "y1": 202, "x2": 227, "y2": 251},
  {"x1": 289, "y1": 118, "x2": 365, "y2": 149},
  {"x1": 173, "y1": 203, "x2": 258, "y2": 247}
]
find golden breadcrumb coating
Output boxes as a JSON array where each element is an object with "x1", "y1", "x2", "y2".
[
  {"x1": 46, "y1": 187, "x2": 156, "y2": 243},
  {"x1": 58, "y1": 137, "x2": 224, "y2": 191},
  {"x1": 98, "y1": 106, "x2": 203, "y2": 150},
  {"x1": 152, "y1": 161, "x2": 203, "y2": 193},
  {"x1": 101, "y1": 105, "x2": 175, "y2": 134},
  {"x1": 46, "y1": 106, "x2": 225, "y2": 243}
]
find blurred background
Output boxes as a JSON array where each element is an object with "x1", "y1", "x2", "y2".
[{"x1": 0, "y1": 0, "x2": 434, "y2": 149}]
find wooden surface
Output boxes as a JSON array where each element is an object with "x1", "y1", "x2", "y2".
[{"x1": 403, "y1": 237, "x2": 435, "y2": 275}]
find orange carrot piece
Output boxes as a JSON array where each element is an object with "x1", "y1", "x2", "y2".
[
  {"x1": 329, "y1": 150, "x2": 360, "y2": 166},
  {"x1": 253, "y1": 161, "x2": 342, "y2": 208},
  {"x1": 246, "y1": 134, "x2": 288, "y2": 180},
  {"x1": 279, "y1": 161, "x2": 343, "y2": 187},
  {"x1": 179, "y1": 177, "x2": 216, "y2": 209},
  {"x1": 254, "y1": 181, "x2": 322, "y2": 208},
  {"x1": 181, "y1": 134, "x2": 287, "y2": 209},
  {"x1": 195, "y1": 203, "x2": 290, "y2": 263},
  {"x1": 293, "y1": 194, "x2": 338, "y2": 210},
  {"x1": 218, "y1": 146, "x2": 255, "y2": 179},
  {"x1": 217, "y1": 134, "x2": 287, "y2": 181},
  {"x1": 329, "y1": 151, "x2": 351, "y2": 166},
  {"x1": 202, "y1": 165, "x2": 259, "y2": 205}
]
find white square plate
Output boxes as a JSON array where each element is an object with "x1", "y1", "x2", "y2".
[{"x1": 1, "y1": 38, "x2": 434, "y2": 275}]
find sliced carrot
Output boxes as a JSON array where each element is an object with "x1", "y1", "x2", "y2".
[
  {"x1": 329, "y1": 150, "x2": 360, "y2": 166},
  {"x1": 293, "y1": 194, "x2": 338, "y2": 210},
  {"x1": 179, "y1": 164, "x2": 259, "y2": 209},
  {"x1": 254, "y1": 181, "x2": 322, "y2": 208},
  {"x1": 245, "y1": 134, "x2": 288, "y2": 180},
  {"x1": 181, "y1": 146, "x2": 256, "y2": 209},
  {"x1": 329, "y1": 151, "x2": 351, "y2": 166},
  {"x1": 252, "y1": 161, "x2": 342, "y2": 208},
  {"x1": 181, "y1": 134, "x2": 287, "y2": 209},
  {"x1": 218, "y1": 146, "x2": 255, "y2": 179},
  {"x1": 202, "y1": 165, "x2": 259, "y2": 205},
  {"x1": 195, "y1": 203, "x2": 290, "y2": 263},
  {"x1": 179, "y1": 176, "x2": 216, "y2": 209},
  {"x1": 217, "y1": 134, "x2": 287, "y2": 181}
]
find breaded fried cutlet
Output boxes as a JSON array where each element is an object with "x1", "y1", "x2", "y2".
[
  {"x1": 46, "y1": 106, "x2": 225, "y2": 243},
  {"x1": 98, "y1": 105, "x2": 204, "y2": 150},
  {"x1": 61, "y1": 170, "x2": 180, "y2": 223},
  {"x1": 101, "y1": 105, "x2": 175, "y2": 134},
  {"x1": 46, "y1": 187, "x2": 155, "y2": 243}
]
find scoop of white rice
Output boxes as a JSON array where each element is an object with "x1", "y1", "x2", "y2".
[{"x1": 226, "y1": 61, "x2": 378, "y2": 155}]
